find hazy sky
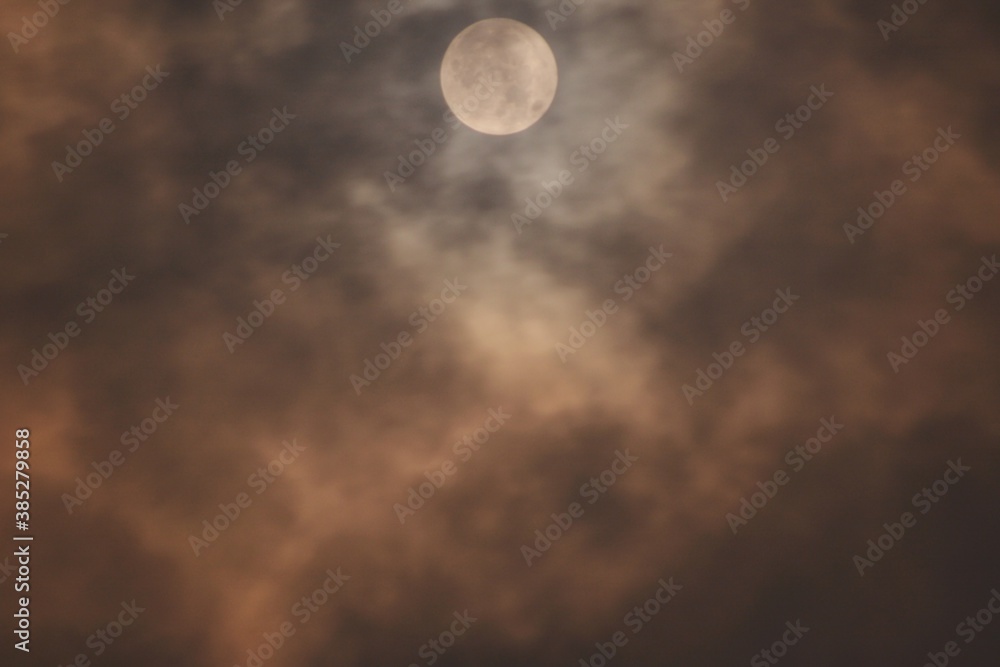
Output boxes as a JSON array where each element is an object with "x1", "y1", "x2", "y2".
[{"x1": 2, "y1": 0, "x2": 999, "y2": 666}]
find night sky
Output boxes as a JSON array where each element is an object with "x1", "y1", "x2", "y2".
[{"x1": 2, "y1": 0, "x2": 1000, "y2": 666}]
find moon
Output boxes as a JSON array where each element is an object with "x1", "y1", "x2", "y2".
[{"x1": 440, "y1": 18, "x2": 558, "y2": 136}]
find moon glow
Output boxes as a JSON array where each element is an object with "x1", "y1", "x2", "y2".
[{"x1": 440, "y1": 18, "x2": 558, "y2": 136}]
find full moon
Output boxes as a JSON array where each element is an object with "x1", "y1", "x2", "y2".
[{"x1": 440, "y1": 18, "x2": 558, "y2": 136}]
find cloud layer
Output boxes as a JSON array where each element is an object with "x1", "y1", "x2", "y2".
[{"x1": 2, "y1": 0, "x2": 999, "y2": 665}]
